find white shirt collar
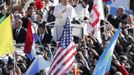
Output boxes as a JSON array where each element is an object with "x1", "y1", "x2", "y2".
[
  {"x1": 16, "y1": 27, "x2": 22, "y2": 34},
  {"x1": 40, "y1": 33, "x2": 45, "y2": 39}
]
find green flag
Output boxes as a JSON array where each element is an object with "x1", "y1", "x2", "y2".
[{"x1": 0, "y1": 15, "x2": 6, "y2": 24}]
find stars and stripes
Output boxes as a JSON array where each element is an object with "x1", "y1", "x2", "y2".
[
  {"x1": 60, "y1": 18, "x2": 73, "y2": 48},
  {"x1": 48, "y1": 18, "x2": 77, "y2": 75}
]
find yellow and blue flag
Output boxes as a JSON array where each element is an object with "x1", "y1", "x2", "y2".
[{"x1": 92, "y1": 27, "x2": 122, "y2": 75}]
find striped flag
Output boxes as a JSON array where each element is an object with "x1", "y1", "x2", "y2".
[
  {"x1": 48, "y1": 18, "x2": 77, "y2": 75},
  {"x1": 88, "y1": 0, "x2": 104, "y2": 43},
  {"x1": 92, "y1": 27, "x2": 122, "y2": 75}
]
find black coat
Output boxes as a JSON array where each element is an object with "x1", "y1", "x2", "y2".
[
  {"x1": 114, "y1": 14, "x2": 128, "y2": 28},
  {"x1": 130, "y1": 0, "x2": 134, "y2": 10},
  {"x1": 107, "y1": 14, "x2": 116, "y2": 28},
  {"x1": 13, "y1": 28, "x2": 26, "y2": 43},
  {"x1": 22, "y1": 17, "x2": 29, "y2": 29},
  {"x1": 37, "y1": 33, "x2": 52, "y2": 46},
  {"x1": 35, "y1": 21, "x2": 52, "y2": 35}
]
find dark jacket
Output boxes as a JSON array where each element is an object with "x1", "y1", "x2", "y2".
[
  {"x1": 107, "y1": 14, "x2": 116, "y2": 28},
  {"x1": 114, "y1": 14, "x2": 128, "y2": 28},
  {"x1": 130, "y1": 0, "x2": 134, "y2": 10},
  {"x1": 22, "y1": 17, "x2": 29, "y2": 29},
  {"x1": 37, "y1": 33, "x2": 52, "y2": 46},
  {"x1": 35, "y1": 21, "x2": 52, "y2": 36},
  {"x1": 13, "y1": 27, "x2": 26, "y2": 43}
]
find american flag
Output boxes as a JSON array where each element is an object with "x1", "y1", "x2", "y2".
[{"x1": 48, "y1": 18, "x2": 77, "y2": 75}]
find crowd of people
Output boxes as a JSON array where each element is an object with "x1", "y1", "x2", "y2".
[{"x1": 0, "y1": 0, "x2": 133, "y2": 75}]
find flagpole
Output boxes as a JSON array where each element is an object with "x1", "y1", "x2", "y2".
[{"x1": 13, "y1": 48, "x2": 16, "y2": 75}]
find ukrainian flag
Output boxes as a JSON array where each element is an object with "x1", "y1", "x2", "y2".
[
  {"x1": 0, "y1": 16, "x2": 14, "y2": 57},
  {"x1": 92, "y1": 27, "x2": 122, "y2": 75}
]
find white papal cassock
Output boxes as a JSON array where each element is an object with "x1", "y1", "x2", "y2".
[{"x1": 52, "y1": 3, "x2": 76, "y2": 41}]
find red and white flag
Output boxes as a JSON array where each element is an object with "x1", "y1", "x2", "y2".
[
  {"x1": 88, "y1": 0, "x2": 104, "y2": 43},
  {"x1": 48, "y1": 18, "x2": 77, "y2": 75}
]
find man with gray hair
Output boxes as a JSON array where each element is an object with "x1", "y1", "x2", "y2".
[
  {"x1": 13, "y1": 17, "x2": 26, "y2": 44},
  {"x1": 114, "y1": 6, "x2": 128, "y2": 28}
]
